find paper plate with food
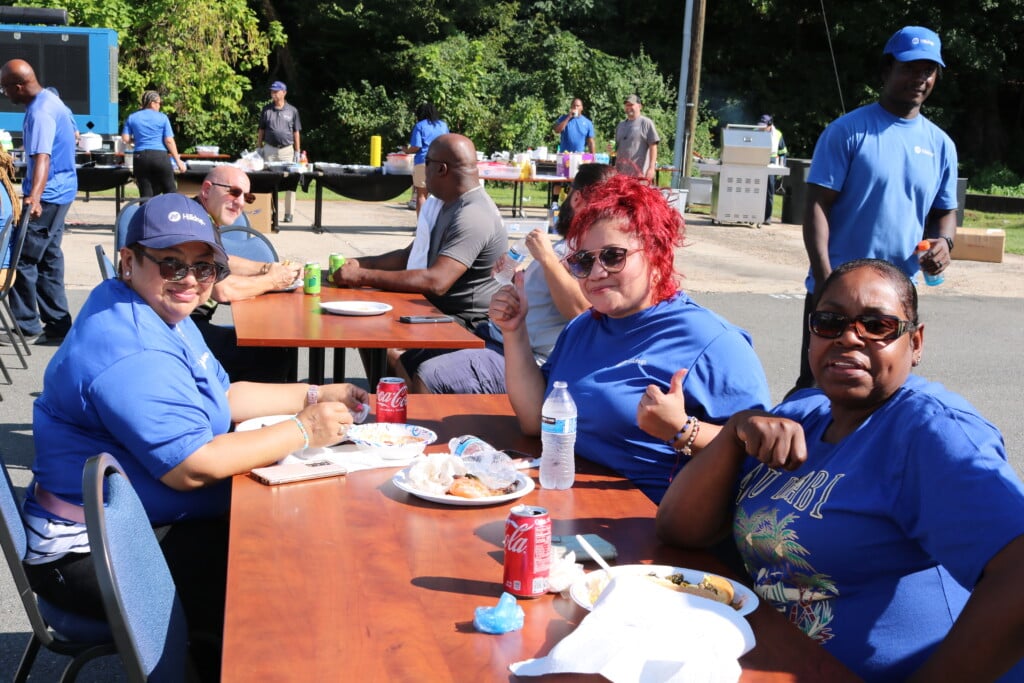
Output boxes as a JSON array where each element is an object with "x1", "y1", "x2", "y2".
[
  {"x1": 569, "y1": 565, "x2": 758, "y2": 616},
  {"x1": 346, "y1": 423, "x2": 437, "y2": 460},
  {"x1": 392, "y1": 451, "x2": 534, "y2": 506}
]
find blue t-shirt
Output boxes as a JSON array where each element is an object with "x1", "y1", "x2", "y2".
[
  {"x1": 555, "y1": 114, "x2": 595, "y2": 153},
  {"x1": 22, "y1": 88, "x2": 78, "y2": 204},
  {"x1": 28, "y1": 278, "x2": 232, "y2": 524},
  {"x1": 409, "y1": 119, "x2": 449, "y2": 165},
  {"x1": 122, "y1": 109, "x2": 175, "y2": 152},
  {"x1": 1, "y1": 188, "x2": 12, "y2": 268},
  {"x1": 735, "y1": 376, "x2": 1024, "y2": 681},
  {"x1": 541, "y1": 293, "x2": 771, "y2": 502},
  {"x1": 805, "y1": 102, "x2": 958, "y2": 291}
]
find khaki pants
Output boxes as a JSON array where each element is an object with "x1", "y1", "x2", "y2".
[{"x1": 262, "y1": 144, "x2": 296, "y2": 217}]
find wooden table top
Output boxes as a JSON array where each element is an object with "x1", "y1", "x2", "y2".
[
  {"x1": 222, "y1": 394, "x2": 857, "y2": 682},
  {"x1": 231, "y1": 287, "x2": 485, "y2": 351}
]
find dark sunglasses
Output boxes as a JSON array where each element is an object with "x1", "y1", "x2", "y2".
[
  {"x1": 808, "y1": 311, "x2": 915, "y2": 342},
  {"x1": 564, "y1": 247, "x2": 636, "y2": 279},
  {"x1": 139, "y1": 250, "x2": 228, "y2": 284},
  {"x1": 209, "y1": 181, "x2": 255, "y2": 204}
]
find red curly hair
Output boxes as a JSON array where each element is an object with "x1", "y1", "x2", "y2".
[{"x1": 566, "y1": 174, "x2": 684, "y2": 304}]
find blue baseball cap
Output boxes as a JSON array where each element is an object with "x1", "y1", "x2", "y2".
[
  {"x1": 883, "y1": 26, "x2": 945, "y2": 67},
  {"x1": 126, "y1": 194, "x2": 228, "y2": 266},
  {"x1": 270, "y1": 81, "x2": 287, "y2": 92}
]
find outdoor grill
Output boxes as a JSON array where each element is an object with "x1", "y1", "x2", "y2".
[{"x1": 696, "y1": 124, "x2": 790, "y2": 225}]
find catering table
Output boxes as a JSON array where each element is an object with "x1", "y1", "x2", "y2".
[
  {"x1": 301, "y1": 166, "x2": 413, "y2": 233},
  {"x1": 222, "y1": 394, "x2": 858, "y2": 682},
  {"x1": 176, "y1": 169, "x2": 302, "y2": 231},
  {"x1": 479, "y1": 172, "x2": 569, "y2": 218},
  {"x1": 230, "y1": 286, "x2": 484, "y2": 386}
]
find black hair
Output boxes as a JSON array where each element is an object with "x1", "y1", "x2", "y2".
[
  {"x1": 556, "y1": 163, "x2": 618, "y2": 237},
  {"x1": 415, "y1": 103, "x2": 440, "y2": 123},
  {"x1": 819, "y1": 258, "x2": 920, "y2": 326}
]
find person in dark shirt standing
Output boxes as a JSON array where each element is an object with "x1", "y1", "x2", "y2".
[{"x1": 256, "y1": 81, "x2": 301, "y2": 223}]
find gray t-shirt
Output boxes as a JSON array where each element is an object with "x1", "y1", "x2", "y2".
[
  {"x1": 614, "y1": 115, "x2": 660, "y2": 176},
  {"x1": 259, "y1": 103, "x2": 302, "y2": 148},
  {"x1": 427, "y1": 186, "x2": 506, "y2": 326}
]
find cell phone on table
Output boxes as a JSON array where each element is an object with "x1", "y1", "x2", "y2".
[{"x1": 399, "y1": 315, "x2": 455, "y2": 324}]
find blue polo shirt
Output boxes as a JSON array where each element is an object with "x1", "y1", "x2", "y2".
[
  {"x1": 22, "y1": 88, "x2": 78, "y2": 204},
  {"x1": 555, "y1": 114, "x2": 595, "y2": 153}
]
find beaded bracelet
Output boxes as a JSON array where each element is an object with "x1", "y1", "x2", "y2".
[
  {"x1": 290, "y1": 415, "x2": 310, "y2": 449},
  {"x1": 679, "y1": 419, "x2": 701, "y2": 456},
  {"x1": 669, "y1": 416, "x2": 698, "y2": 454}
]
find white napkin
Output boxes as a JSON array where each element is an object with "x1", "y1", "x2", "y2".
[
  {"x1": 510, "y1": 575, "x2": 756, "y2": 683},
  {"x1": 279, "y1": 443, "x2": 420, "y2": 472},
  {"x1": 407, "y1": 196, "x2": 442, "y2": 269}
]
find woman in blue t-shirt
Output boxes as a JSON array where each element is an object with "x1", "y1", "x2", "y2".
[
  {"x1": 657, "y1": 258, "x2": 1024, "y2": 681},
  {"x1": 405, "y1": 102, "x2": 449, "y2": 216},
  {"x1": 121, "y1": 90, "x2": 187, "y2": 196}
]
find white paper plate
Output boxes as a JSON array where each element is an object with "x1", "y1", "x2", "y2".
[
  {"x1": 321, "y1": 301, "x2": 393, "y2": 316},
  {"x1": 392, "y1": 468, "x2": 534, "y2": 506},
  {"x1": 271, "y1": 277, "x2": 303, "y2": 293},
  {"x1": 569, "y1": 565, "x2": 759, "y2": 616}
]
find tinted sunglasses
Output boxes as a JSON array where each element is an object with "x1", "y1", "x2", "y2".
[
  {"x1": 139, "y1": 250, "x2": 229, "y2": 284},
  {"x1": 209, "y1": 181, "x2": 255, "y2": 204},
  {"x1": 564, "y1": 247, "x2": 636, "y2": 279},
  {"x1": 808, "y1": 311, "x2": 915, "y2": 342}
]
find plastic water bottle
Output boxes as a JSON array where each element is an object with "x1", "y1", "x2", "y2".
[
  {"x1": 540, "y1": 381, "x2": 577, "y2": 489},
  {"x1": 449, "y1": 435, "x2": 495, "y2": 456},
  {"x1": 493, "y1": 238, "x2": 528, "y2": 286},
  {"x1": 916, "y1": 240, "x2": 944, "y2": 286},
  {"x1": 548, "y1": 201, "x2": 560, "y2": 234}
]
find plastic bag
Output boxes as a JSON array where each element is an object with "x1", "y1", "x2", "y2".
[{"x1": 236, "y1": 149, "x2": 265, "y2": 172}]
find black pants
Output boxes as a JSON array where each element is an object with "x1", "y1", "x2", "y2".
[
  {"x1": 789, "y1": 290, "x2": 817, "y2": 395},
  {"x1": 193, "y1": 314, "x2": 296, "y2": 383},
  {"x1": 133, "y1": 149, "x2": 177, "y2": 197},
  {"x1": 764, "y1": 174, "x2": 777, "y2": 222},
  {"x1": 25, "y1": 517, "x2": 228, "y2": 680}
]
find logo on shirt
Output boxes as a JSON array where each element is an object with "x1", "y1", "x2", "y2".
[{"x1": 914, "y1": 145, "x2": 935, "y2": 158}]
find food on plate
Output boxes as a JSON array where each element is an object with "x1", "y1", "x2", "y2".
[
  {"x1": 586, "y1": 570, "x2": 740, "y2": 610},
  {"x1": 350, "y1": 424, "x2": 424, "y2": 446},
  {"x1": 407, "y1": 453, "x2": 521, "y2": 498}
]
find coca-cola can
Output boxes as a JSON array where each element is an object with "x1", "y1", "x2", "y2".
[
  {"x1": 375, "y1": 377, "x2": 407, "y2": 423},
  {"x1": 503, "y1": 504, "x2": 552, "y2": 598}
]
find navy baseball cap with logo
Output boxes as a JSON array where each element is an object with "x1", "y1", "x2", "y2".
[
  {"x1": 759, "y1": 114, "x2": 773, "y2": 125},
  {"x1": 883, "y1": 26, "x2": 945, "y2": 67},
  {"x1": 126, "y1": 194, "x2": 228, "y2": 266},
  {"x1": 270, "y1": 81, "x2": 287, "y2": 92}
]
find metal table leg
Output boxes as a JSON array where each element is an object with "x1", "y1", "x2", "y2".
[{"x1": 308, "y1": 348, "x2": 326, "y2": 385}]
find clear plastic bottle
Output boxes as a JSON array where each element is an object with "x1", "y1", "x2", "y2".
[
  {"x1": 493, "y1": 238, "x2": 528, "y2": 286},
  {"x1": 540, "y1": 381, "x2": 577, "y2": 489},
  {"x1": 917, "y1": 240, "x2": 944, "y2": 286},
  {"x1": 449, "y1": 435, "x2": 495, "y2": 457}
]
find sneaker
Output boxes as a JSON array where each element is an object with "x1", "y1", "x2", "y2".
[
  {"x1": 36, "y1": 332, "x2": 66, "y2": 346},
  {"x1": 283, "y1": 214, "x2": 293, "y2": 223},
  {"x1": 0, "y1": 331, "x2": 40, "y2": 345}
]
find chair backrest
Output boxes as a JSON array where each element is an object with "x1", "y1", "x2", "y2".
[
  {"x1": 83, "y1": 453, "x2": 190, "y2": 683},
  {"x1": 219, "y1": 224, "x2": 278, "y2": 263},
  {"x1": 95, "y1": 244, "x2": 117, "y2": 281},
  {"x1": 113, "y1": 198, "x2": 146, "y2": 271},
  {"x1": 1, "y1": 210, "x2": 29, "y2": 298},
  {"x1": 1, "y1": 454, "x2": 112, "y2": 655}
]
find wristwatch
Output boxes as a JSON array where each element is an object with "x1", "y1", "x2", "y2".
[{"x1": 942, "y1": 236, "x2": 954, "y2": 253}]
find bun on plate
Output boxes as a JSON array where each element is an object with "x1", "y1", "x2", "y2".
[{"x1": 652, "y1": 572, "x2": 735, "y2": 606}]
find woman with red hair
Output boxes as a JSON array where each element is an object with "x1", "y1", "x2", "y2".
[{"x1": 493, "y1": 175, "x2": 770, "y2": 502}]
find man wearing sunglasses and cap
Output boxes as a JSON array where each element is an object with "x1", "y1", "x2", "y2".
[
  {"x1": 190, "y1": 165, "x2": 301, "y2": 382},
  {"x1": 791, "y1": 25, "x2": 958, "y2": 395},
  {"x1": 257, "y1": 80, "x2": 301, "y2": 222}
]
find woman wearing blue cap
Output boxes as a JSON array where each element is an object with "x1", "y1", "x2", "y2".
[{"x1": 21, "y1": 194, "x2": 367, "y2": 676}]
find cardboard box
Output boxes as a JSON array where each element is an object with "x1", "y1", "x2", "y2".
[
  {"x1": 175, "y1": 178, "x2": 203, "y2": 196},
  {"x1": 245, "y1": 193, "x2": 273, "y2": 233},
  {"x1": 952, "y1": 227, "x2": 1005, "y2": 264}
]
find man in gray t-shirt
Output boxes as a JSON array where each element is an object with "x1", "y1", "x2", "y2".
[
  {"x1": 614, "y1": 94, "x2": 659, "y2": 181},
  {"x1": 331, "y1": 133, "x2": 506, "y2": 388},
  {"x1": 257, "y1": 81, "x2": 302, "y2": 222}
]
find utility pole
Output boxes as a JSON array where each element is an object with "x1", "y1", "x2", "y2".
[
  {"x1": 670, "y1": 0, "x2": 706, "y2": 188},
  {"x1": 683, "y1": 0, "x2": 706, "y2": 181}
]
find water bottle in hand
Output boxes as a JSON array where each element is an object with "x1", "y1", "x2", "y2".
[
  {"x1": 494, "y1": 238, "x2": 528, "y2": 286},
  {"x1": 540, "y1": 381, "x2": 577, "y2": 489}
]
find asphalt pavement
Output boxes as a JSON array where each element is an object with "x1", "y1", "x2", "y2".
[{"x1": 1, "y1": 194, "x2": 1022, "y2": 679}]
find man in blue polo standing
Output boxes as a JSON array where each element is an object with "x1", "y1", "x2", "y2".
[
  {"x1": 0, "y1": 59, "x2": 77, "y2": 345},
  {"x1": 552, "y1": 98, "x2": 595, "y2": 154}
]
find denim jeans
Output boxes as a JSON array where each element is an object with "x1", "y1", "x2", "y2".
[{"x1": 9, "y1": 200, "x2": 73, "y2": 337}]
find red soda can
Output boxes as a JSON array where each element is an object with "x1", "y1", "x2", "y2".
[
  {"x1": 375, "y1": 377, "x2": 408, "y2": 423},
  {"x1": 503, "y1": 504, "x2": 552, "y2": 598}
]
